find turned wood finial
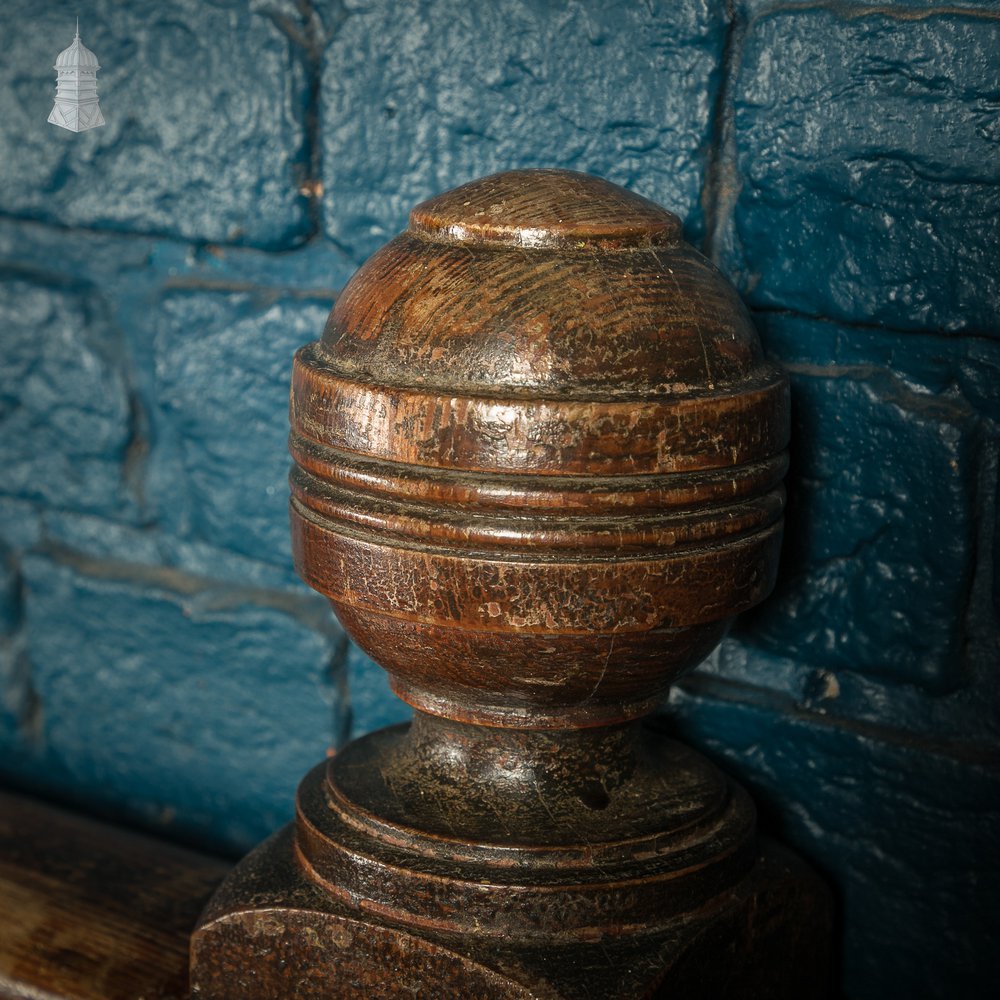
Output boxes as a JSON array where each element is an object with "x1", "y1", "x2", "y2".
[
  {"x1": 289, "y1": 167, "x2": 789, "y2": 730},
  {"x1": 191, "y1": 170, "x2": 829, "y2": 1000}
]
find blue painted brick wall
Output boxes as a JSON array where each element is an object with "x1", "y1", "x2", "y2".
[{"x1": 0, "y1": 2, "x2": 997, "y2": 996}]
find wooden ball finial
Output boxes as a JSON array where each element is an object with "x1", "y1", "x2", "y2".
[
  {"x1": 290, "y1": 168, "x2": 789, "y2": 729},
  {"x1": 191, "y1": 171, "x2": 830, "y2": 1000}
]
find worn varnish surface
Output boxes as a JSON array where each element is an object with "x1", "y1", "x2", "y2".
[
  {"x1": 192, "y1": 168, "x2": 830, "y2": 997},
  {"x1": 288, "y1": 168, "x2": 788, "y2": 728},
  {"x1": 193, "y1": 826, "x2": 828, "y2": 1000},
  {"x1": 0, "y1": 789, "x2": 229, "y2": 1000}
]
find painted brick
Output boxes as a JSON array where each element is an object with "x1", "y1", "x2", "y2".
[
  {"x1": 725, "y1": 5, "x2": 1000, "y2": 333},
  {"x1": 0, "y1": 541, "x2": 29, "y2": 746},
  {"x1": 666, "y1": 680, "x2": 1000, "y2": 1000},
  {"x1": 0, "y1": 543, "x2": 18, "y2": 636},
  {"x1": 0, "y1": 277, "x2": 136, "y2": 519},
  {"x1": 0, "y1": 502, "x2": 42, "y2": 746},
  {"x1": 0, "y1": 0, "x2": 310, "y2": 247},
  {"x1": 0, "y1": 499, "x2": 43, "y2": 555},
  {"x1": 40, "y1": 510, "x2": 302, "y2": 593},
  {"x1": 5, "y1": 550, "x2": 344, "y2": 854},
  {"x1": 757, "y1": 311, "x2": 1000, "y2": 421},
  {"x1": 149, "y1": 291, "x2": 332, "y2": 571},
  {"x1": 0, "y1": 220, "x2": 351, "y2": 592},
  {"x1": 758, "y1": 371, "x2": 976, "y2": 688},
  {"x1": 740, "y1": 313, "x2": 986, "y2": 691},
  {"x1": 321, "y1": 0, "x2": 727, "y2": 261},
  {"x1": 0, "y1": 643, "x2": 34, "y2": 760},
  {"x1": 0, "y1": 220, "x2": 355, "y2": 315}
]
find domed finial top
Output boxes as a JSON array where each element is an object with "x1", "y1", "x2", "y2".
[
  {"x1": 409, "y1": 168, "x2": 682, "y2": 250},
  {"x1": 55, "y1": 21, "x2": 100, "y2": 71}
]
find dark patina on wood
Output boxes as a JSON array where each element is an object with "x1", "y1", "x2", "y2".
[
  {"x1": 191, "y1": 169, "x2": 830, "y2": 998},
  {"x1": 0, "y1": 789, "x2": 229, "y2": 1000}
]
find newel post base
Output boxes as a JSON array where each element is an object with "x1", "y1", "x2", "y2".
[
  {"x1": 191, "y1": 720, "x2": 831, "y2": 1000},
  {"x1": 191, "y1": 170, "x2": 833, "y2": 997},
  {"x1": 191, "y1": 810, "x2": 830, "y2": 999}
]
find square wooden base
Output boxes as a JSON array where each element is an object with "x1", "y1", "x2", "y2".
[{"x1": 191, "y1": 826, "x2": 831, "y2": 999}]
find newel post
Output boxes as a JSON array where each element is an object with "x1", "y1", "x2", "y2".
[{"x1": 190, "y1": 169, "x2": 831, "y2": 999}]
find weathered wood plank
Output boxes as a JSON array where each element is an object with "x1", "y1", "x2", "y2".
[{"x1": 0, "y1": 790, "x2": 229, "y2": 1000}]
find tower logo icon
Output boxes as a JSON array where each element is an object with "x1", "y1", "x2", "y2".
[{"x1": 48, "y1": 19, "x2": 105, "y2": 132}]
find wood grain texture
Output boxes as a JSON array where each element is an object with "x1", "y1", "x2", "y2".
[
  {"x1": 0, "y1": 790, "x2": 229, "y2": 1000},
  {"x1": 408, "y1": 169, "x2": 683, "y2": 251},
  {"x1": 288, "y1": 167, "x2": 789, "y2": 729},
  {"x1": 193, "y1": 168, "x2": 829, "y2": 998}
]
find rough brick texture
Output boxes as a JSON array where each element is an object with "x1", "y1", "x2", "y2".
[
  {"x1": 150, "y1": 292, "x2": 333, "y2": 569},
  {"x1": 0, "y1": 278, "x2": 136, "y2": 518},
  {"x1": 0, "y1": 0, "x2": 311, "y2": 247},
  {"x1": 723, "y1": 4, "x2": 1000, "y2": 333},
  {"x1": 666, "y1": 680, "x2": 999, "y2": 1000},
  {"x1": 744, "y1": 313, "x2": 987, "y2": 692},
  {"x1": 0, "y1": 1, "x2": 997, "y2": 997},
  {"x1": 322, "y1": 0, "x2": 727, "y2": 260},
  {"x1": 6, "y1": 550, "x2": 344, "y2": 853}
]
